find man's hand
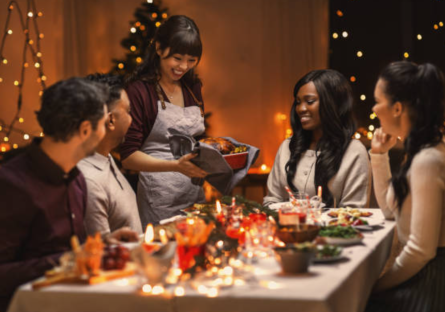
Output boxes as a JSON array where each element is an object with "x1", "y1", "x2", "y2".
[{"x1": 104, "y1": 227, "x2": 139, "y2": 245}]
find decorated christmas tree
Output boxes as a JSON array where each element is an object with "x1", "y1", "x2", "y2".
[{"x1": 109, "y1": 0, "x2": 169, "y2": 77}]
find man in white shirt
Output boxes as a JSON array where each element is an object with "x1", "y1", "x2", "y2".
[{"x1": 78, "y1": 74, "x2": 143, "y2": 236}]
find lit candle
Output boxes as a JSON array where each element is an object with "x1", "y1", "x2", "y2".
[
  {"x1": 216, "y1": 200, "x2": 226, "y2": 225},
  {"x1": 159, "y1": 229, "x2": 168, "y2": 245},
  {"x1": 318, "y1": 186, "x2": 322, "y2": 198},
  {"x1": 143, "y1": 224, "x2": 159, "y2": 253}
]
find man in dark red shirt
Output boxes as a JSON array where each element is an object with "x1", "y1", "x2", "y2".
[{"x1": 0, "y1": 77, "x2": 137, "y2": 311}]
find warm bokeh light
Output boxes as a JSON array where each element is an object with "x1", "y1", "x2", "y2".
[
  {"x1": 342, "y1": 31, "x2": 348, "y2": 38},
  {"x1": 130, "y1": 27, "x2": 136, "y2": 33},
  {"x1": 332, "y1": 32, "x2": 339, "y2": 39},
  {"x1": 144, "y1": 224, "x2": 154, "y2": 244},
  {"x1": 336, "y1": 10, "x2": 343, "y2": 17},
  {"x1": 360, "y1": 94, "x2": 366, "y2": 101},
  {"x1": 370, "y1": 112, "x2": 377, "y2": 120},
  {"x1": 118, "y1": 63, "x2": 124, "y2": 69},
  {"x1": 417, "y1": 34, "x2": 422, "y2": 40},
  {"x1": 350, "y1": 76, "x2": 356, "y2": 82},
  {"x1": 403, "y1": 52, "x2": 409, "y2": 58},
  {"x1": 356, "y1": 51, "x2": 363, "y2": 57},
  {"x1": 434, "y1": 24, "x2": 439, "y2": 30},
  {"x1": 354, "y1": 133, "x2": 361, "y2": 139},
  {"x1": 368, "y1": 125, "x2": 375, "y2": 131}
]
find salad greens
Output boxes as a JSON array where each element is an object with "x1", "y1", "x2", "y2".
[{"x1": 319, "y1": 225, "x2": 360, "y2": 238}]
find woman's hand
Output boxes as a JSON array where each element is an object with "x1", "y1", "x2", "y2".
[
  {"x1": 175, "y1": 153, "x2": 208, "y2": 178},
  {"x1": 371, "y1": 128, "x2": 398, "y2": 154}
]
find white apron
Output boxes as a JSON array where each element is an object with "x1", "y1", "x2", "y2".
[{"x1": 137, "y1": 87, "x2": 205, "y2": 227}]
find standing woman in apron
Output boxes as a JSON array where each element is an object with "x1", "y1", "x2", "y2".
[{"x1": 120, "y1": 15, "x2": 207, "y2": 227}]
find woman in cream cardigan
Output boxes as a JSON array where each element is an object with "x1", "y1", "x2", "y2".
[{"x1": 366, "y1": 61, "x2": 445, "y2": 312}]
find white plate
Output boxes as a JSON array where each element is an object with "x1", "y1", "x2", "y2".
[
  {"x1": 323, "y1": 236, "x2": 364, "y2": 246},
  {"x1": 313, "y1": 255, "x2": 345, "y2": 263},
  {"x1": 328, "y1": 218, "x2": 384, "y2": 228},
  {"x1": 269, "y1": 201, "x2": 326, "y2": 211}
]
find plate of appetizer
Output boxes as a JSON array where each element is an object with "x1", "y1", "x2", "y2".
[
  {"x1": 327, "y1": 207, "x2": 373, "y2": 218},
  {"x1": 318, "y1": 226, "x2": 364, "y2": 246},
  {"x1": 313, "y1": 244, "x2": 344, "y2": 263}
]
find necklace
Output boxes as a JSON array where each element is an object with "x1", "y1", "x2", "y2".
[{"x1": 159, "y1": 81, "x2": 178, "y2": 100}]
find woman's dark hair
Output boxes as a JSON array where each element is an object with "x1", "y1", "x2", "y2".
[
  {"x1": 36, "y1": 77, "x2": 108, "y2": 142},
  {"x1": 285, "y1": 69, "x2": 356, "y2": 207},
  {"x1": 379, "y1": 61, "x2": 445, "y2": 209},
  {"x1": 128, "y1": 15, "x2": 202, "y2": 86}
]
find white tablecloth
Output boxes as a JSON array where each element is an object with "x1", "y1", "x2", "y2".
[{"x1": 8, "y1": 210, "x2": 395, "y2": 312}]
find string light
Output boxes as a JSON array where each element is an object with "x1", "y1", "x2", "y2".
[
  {"x1": 155, "y1": 22, "x2": 161, "y2": 27},
  {"x1": 0, "y1": 78, "x2": 3, "y2": 82},
  {"x1": 360, "y1": 94, "x2": 366, "y2": 101},
  {"x1": 39, "y1": 33, "x2": 44, "y2": 39},
  {"x1": 350, "y1": 76, "x2": 356, "y2": 82},
  {"x1": 370, "y1": 113, "x2": 377, "y2": 120},
  {"x1": 7, "y1": 29, "x2": 12, "y2": 35},
  {"x1": 368, "y1": 125, "x2": 375, "y2": 131},
  {"x1": 18, "y1": 118, "x2": 24, "y2": 123},
  {"x1": 36, "y1": 52, "x2": 42, "y2": 57},
  {"x1": 14, "y1": 80, "x2": 19, "y2": 86},
  {"x1": 440, "y1": 21, "x2": 444, "y2": 27},
  {"x1": 13, "y1": 144, "x2": 18, "y2": 149},
  {"x1": 130, "y1": 46, "x2": 136, "y2": 52},
  {"x1": 23, "y1": 134, "x2": 29, "y2": 140},
  {"x1": 27, "y1": 12, "x2": 33, "y2": 18},
  {"x1": 403, "y1": 52, "x2": 409, "y2": 58},
  {"x1": 118, "y1": 63, "x2": 124, "y2": 69},
  {"x1": 4, "y1": 137, "x2": 9, "y2": 142},
  {"x1": 151, "y1": 13, "x2": 158, "y2": 18},
  {"x1": 135, "y1": 22, "x2": 141, "y2": 27},
  {"x1": 417, "y1": 34, "x2": 422, "y2": 40},
  {"x1": 34, "y1": 62, "x2": 40, "y2": 68},
  {"x1": 356, "y1": 51, "x2": 363, "y2": 57},
  {"x1": 130, "y1": 27, "x2": 136, "y2": 33},
  {"x1": 28, "y1": 39, "x2": 34, "y2": 45},
  {"x1": 332, "y1": 32, "x2": 339, "y2": 39},
  {"x1": 41, "y1": 75, "x2": 47, "y2": 81},
  {"x1": 140, "y1": 25, "x2": 146, "y2": 31},
  {"x1": 2, "y1": 58, "x2": 8, "y2": 64},
  {"x1": 434, "y1": 24, "x2": 439, "y2": 30},
  {"x1": 147, "y1": 0, "x2": 153, "y2": 3},
  {"x1": 162, "y1": 13, "x2": 168, "y2": 19},
  {"x1": 354, "y1": 133, "x2": 361, "y2": 139},
  {"x1": 37, "y1": 12, "x2": 43, "y2": 17},
  {"x1": 342, "y1": 31, "x2": 349, "y2": 38},
  {"x1": 136, "y1": 57, "x2": 142, "y2": 63},
  {"x1": 336, "y1": 10, "x2": 344, "y2": 17}
]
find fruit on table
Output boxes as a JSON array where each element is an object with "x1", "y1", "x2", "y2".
[{"x1": 102, "y1": 245, "x2": 130, "y2": 271}]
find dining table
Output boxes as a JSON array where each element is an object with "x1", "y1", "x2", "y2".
[{"x1": 7, "y1": 209, "x2": 395, "y2": 312}]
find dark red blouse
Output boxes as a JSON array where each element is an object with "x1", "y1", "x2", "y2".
[{"x1": 120, "y1": 80, "x2": 204, "y2": 161}]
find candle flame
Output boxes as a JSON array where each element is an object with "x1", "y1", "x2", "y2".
[
  {"x1": 159, "y1": 229, "x2": 168, "y2": 245},
  {"x1": 216, "y1": 200, "x2": 222, "y2": 214},
  {"x1": 145, "y1": 224, "x2": 154, "y2": 244}
]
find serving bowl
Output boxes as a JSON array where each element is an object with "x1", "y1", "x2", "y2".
[
  {"x1": 274, "y1": 244, "x2": 315, "y2": 274},
  {"x1": 275, "y1": 225, "x2": 320, "y2": 244},
  {"x1": 223, "y1": 152, "x2": 248, "y2": 170}
]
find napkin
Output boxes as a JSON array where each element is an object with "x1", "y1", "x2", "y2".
[{"x1": 168, "y1": 132, "x2": 260, "y2": 195}]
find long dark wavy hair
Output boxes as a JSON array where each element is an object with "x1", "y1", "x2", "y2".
[
  {"x1": 127, "y1": 15, "x2": 202, "y2": 86},
  {"x1": 379, "y1": 61, "x2": 445, "y2": 210},
  {"x1": 285, "y1": 70, "x2": 356, "y2": 207}
]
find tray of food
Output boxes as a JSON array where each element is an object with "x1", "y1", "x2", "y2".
[
  {"x1": 317, "y1": 226, "x2": 364, "y2": 246},
  {"x1": 327, "y1": 207, "x2": 373, "y2": 218},
  {"x1": 199, "y1": 137, "x2": 248, "y2": 170}
]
